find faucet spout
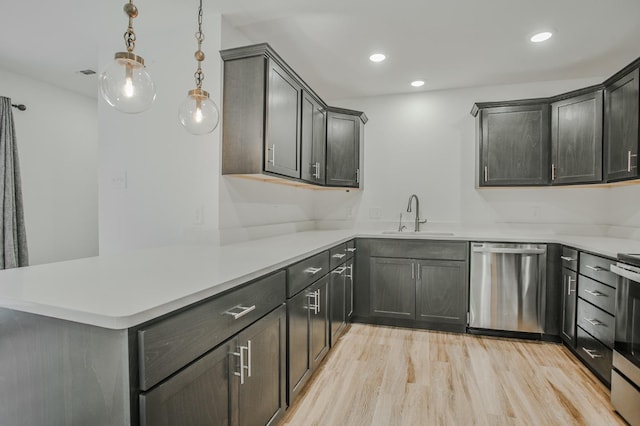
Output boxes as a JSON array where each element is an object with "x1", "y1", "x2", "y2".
[{"x1": 406, "y1": 194, "x2": 426, "y2": 232}]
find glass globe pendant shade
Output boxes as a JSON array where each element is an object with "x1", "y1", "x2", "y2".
[
  {"x1": 178, "y1": 89, "x2": 219, "y2": 135},
  {"x1": 99, "y1": 52, "x2": 156, "y2": 114}
]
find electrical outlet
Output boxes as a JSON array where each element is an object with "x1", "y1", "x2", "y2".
[
  {"x1": 369, "y1": 207, "x2": 382, "y2": 219},
  {"x1": 110, "y1": 171, "x2": 127, "y2": 189}
]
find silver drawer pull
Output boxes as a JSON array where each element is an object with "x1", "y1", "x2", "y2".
[
  {"x1": 581, "y1": 347, "x2": 603, "y2": 359},
  {"x1": 224, "y1": 305, "x2": 256, "y2": 320},
  {"x1": 584, "y1": 289, "x2": 605, "y2": 297},
  {"x1": 585, "y1": 265, "x2": 605, "y2": 272},
  {"x1": 332, "y1": 266, "x2": 348, "y2": 274},
  {"x1": 584, "y1": 318, "x2": 604, "y2": 327},
  {"x1": 560, "y1": 256, "x2": 576, "y2": 262},
  {"x1": 232, "y1": 344, "x2": 249, "y2": 384},
  {"x1": 308, "y1": 290, "x2": 319, "y2": 314},
  {"x1": 332, "y1": 253, "x2": 346, "y2": 259},
  {"x1": 304, "y1": 267, "x2": 323, "y2": 275},
  {"x1": 346, "y1": 247, "x2": 357, "y2": 253}
]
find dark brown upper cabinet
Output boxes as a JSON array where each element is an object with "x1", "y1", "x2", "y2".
[
  {"x1": 472, "y1": 56, "x2": 640, "y2": 188},
  {"x1": 604, "y1": 68, "x2": 639, "y2": 182},
  {"x1": 326, "y1": 108, "x2": 366, "y2": 188},
  {"x1": 300, "y1": 90, "x2": 326, "y2": 185},
  {"x1": 220, "y1": 43, "x2": 366, "y2": 188},
  {"x1": 551, "y1": 90, "x2": 603, "y2": 185},
  {"x1": 476, "y1": 103, "x2": 550, "y2": 186}
]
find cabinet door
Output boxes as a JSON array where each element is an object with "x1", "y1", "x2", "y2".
[
  {"x1": 139, "y1": 341, "x2": 232, "y2": 426},
  {"x1": 479, "y1": 104, "x2": 550, "y2": 186},
  {"x1": 236, "y1": 306, "x2": 286, "y2": 426},
  {"x1": 369, "y1": 257, "x2": 416, "y2": 319},
  {"x1": 416, "y1": 260, "x2": 467, "y2": 326},
  {"x1": 287, "y1": 289, "x2": 310, "y2": 404},
  {"x1": 330, "y1": 265, "x2": 347, "y2": 345},
  {"x1": 310, "y1": 276, "x2": 330, "y2": 370},
  {"x1": 604, "y1": 68, "x2": 639, "y2": 181},
  {"x1": 551, "y1": 91, "x2": 603, "y2": 184},
  {"x1": 301, "y1": 91, "x2": 326, "y2": 184},
  {"x1": 561, "y1": 268, "x2": 577, "y2": 347},
  {"x1": 265, "y1": 60, "x2": 301, "y2": 179},
  {"x1": 326, "y1": 111, "x2": 360, "y2": 187},
  {"x1": 345, "y1": 259, "x2": 354, "y2": 320}
]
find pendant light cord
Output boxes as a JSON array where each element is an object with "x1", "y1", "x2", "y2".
[{"x1": 194, "y1": 0, "x2": 205, "y2": 89}]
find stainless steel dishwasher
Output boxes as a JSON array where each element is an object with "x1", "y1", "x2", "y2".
[{"x1": 469, "y1": 242, "x2": 547, "y2": 334}]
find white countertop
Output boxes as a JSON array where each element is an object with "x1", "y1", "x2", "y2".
[{"x1": 1, "y1": 228, "x2": 639, "y2": 330}]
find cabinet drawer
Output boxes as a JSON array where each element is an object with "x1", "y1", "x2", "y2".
[
  {"x1": 579, "y1": 253, "x2": 617, "y2": 288},
  {"x1": 576, "y1": 327, "x2": 612, "y2": 386},
  {"x1": 345, "y1": 240, "x2": 356, "y2": 260},
  {"x1": 330, "y1": 243, "x2": 348, "y2": 269},
  {"x1": 287, "y1": 251, "x2": 329, "y2": 297},
  {"x1": 368, "y1": 239, "x2": 467, "y2": 261},
  {"x1": 577, "y1": 299, "x2": 614, "y2": 348},
  {"x1": 561, "y1": 247, "x2": 578, "y2": 271},
  {"x1": 578, "y1": 275, "x2": 616, "y2": 315},
  {"x1": 138, "y1": 271, "x2": 286, "y2": 391}
]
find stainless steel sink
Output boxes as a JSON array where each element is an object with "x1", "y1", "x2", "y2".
[{"x1": 381, "y1": 231, "x2": 455, "y2": 236}]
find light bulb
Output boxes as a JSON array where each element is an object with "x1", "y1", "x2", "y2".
[
  {"x1": 178, "y1": 89, "x2": 219, "y2": 135},
  {"x1": 100, "y1": 52, "x2": 156, "y2": 113}
]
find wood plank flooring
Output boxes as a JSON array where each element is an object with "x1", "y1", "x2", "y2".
[{"x1": 280, "y1": 324, "x2": 624, "y2": 426}]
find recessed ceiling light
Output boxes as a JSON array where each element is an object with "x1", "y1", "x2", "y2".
[
  {"x1": 530, "y1": 31, "x2": 553, "y2": 43},
  {"x1": 369, "y1": 53, "x2": 386, "y2": 63},
  {"x1": 411, "y1": 80, "x2": 425, "y2": 88}
]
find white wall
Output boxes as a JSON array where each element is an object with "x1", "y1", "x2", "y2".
[
  {"x1": 98, "y1": 5, "x2": 223, "y2": 253},
  {"x1": 0, "y1": 68, "x2": 98, "y2": 264},
  {"x1": 316, "y1": 77, "x2": 623, "y2": 232}
]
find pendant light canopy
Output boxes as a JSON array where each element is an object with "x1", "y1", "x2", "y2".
[
  {"x1": 178, "y1": 0, "x2": 220, "y2": 135},
  {"x1": 100, "y1": 1, "x2": 156, "y2": 114}
]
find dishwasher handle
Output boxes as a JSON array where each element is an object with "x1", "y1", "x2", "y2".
[{"x1": 472, "y1": 246, "x2": 546, "y2": 255}]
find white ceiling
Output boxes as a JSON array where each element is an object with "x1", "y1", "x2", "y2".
[{"x1": 2, "y1": 0, "x2": 640, "y2": 101}]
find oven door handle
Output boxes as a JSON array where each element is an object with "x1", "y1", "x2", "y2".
[{"x1": 610, "y1": 264, "x2": 640, "y2": 282}]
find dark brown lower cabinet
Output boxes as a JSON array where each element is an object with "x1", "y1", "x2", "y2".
[
  {"x1": 416, "y1": 260, "x2": 467, "y2": 326},
  {"x1": 139, "y1": 305, "x2": 286, "y2": 426},
  {"x1": 287, "y1": 276, "x2": 329, "y2": 405},
  {"x1": 330, "y1": 264, "x2": 348, "y2": 345}
]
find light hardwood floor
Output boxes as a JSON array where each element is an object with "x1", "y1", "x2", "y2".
[{"x1": 280, "y1": 324, "x2": 624, "y2": 426}]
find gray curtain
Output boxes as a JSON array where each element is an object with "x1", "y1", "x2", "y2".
[{"x1": 0, "y1": 97, "x2": 28, "y2": 268}]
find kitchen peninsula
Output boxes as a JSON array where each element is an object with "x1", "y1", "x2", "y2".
[{"x1": 1, "y1": 228, "x2": 639, "y2": 425}]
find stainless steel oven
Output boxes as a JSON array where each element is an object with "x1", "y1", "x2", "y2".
[{"x1": 610, "y1": 255, "x2": 640, "y2": 426}]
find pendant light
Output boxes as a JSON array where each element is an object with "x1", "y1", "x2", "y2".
[
  {"x1": 100, "y1": 0, "x2": 156, "y2": 113},
  {"x1": 178, "y1": 0, "x2": 220, "y2": 135}
]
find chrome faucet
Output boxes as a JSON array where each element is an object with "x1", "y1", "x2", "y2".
[{"x1": 406, "y1": 194, "x2": 427, "y2": 232}]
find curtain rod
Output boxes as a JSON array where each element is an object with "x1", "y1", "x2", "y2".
[{"x1": 11, "y1": 103, "x2": 27, "y2": 111}]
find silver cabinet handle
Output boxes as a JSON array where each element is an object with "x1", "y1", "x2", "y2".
[
  {"x1": 224, "y1": 305, "x2": 256, "y2": 320},
  {"x1": 332, "y1": 253, "x2": 346, "y2": 259},
  {"x1": 308, "y1": 289, "x2": 321, "y2": 314},
  {"x1": 346, "y1": 247, "x2": 357, "y2": 253},
  {"x1": 582, "y1": 347, "x2": 603, "y2": 359},
  {"x1": 585, "y1": 265, "x2": 605, "y2": 272},
  {"x1": 411, "y1": 263, "x2": 415, "y2": 279},
  {"x1": 355, "y1": 168, "x2": 360, "y2": 184},
  {"x1": 332, "y1": 266, "x2": 348, "y2": 274},
  {"x1": 584, "y1": 318, "x2": 604, "y2": 327},
  {"x1": 584, "y1": 289, "x2": 605, "y2": 297},
  {"x1": 268, "y1": 144, "x2": 276, "y2": 165},
  {"x1": 560, "y1": 256, "x2": 576, "y2": 262},
  {"x1": 247, "y1": 339, "x2": 252, "y2": 378},
  {"x1": 628, "y1": 151, "x2": 638, "y2": 172},
  {"x1": 232, "y1": 344, "x2": 249, "y2": 384},
  {"x1": 565, "y1": 275, "x2": 576, "y2": 295},
  {"x1": 484, "y1": 166, "x2": 488, "y2": 181},
  {"x1": 304, "y1": 267, "x2": 323, "y2": 275},
  {"x1": 417, "y1": 264, "x2": 421, "y2": 280},
  {"x1": 345, "y1": 264, "x2": 353, "y2": 279},
  {"x1": 312, "y1": 161, "x2": 321, "y2": 179},
  {"x1": 551, "y1": 163, "x2": 556, "y2": 181},
  {"x1": 473, "y1": 247, "x2": 546, "y2": 255}
]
